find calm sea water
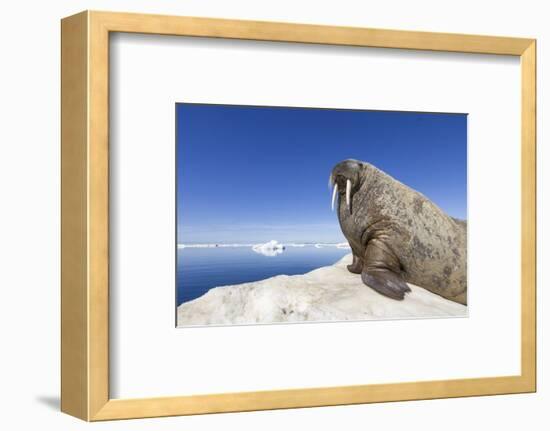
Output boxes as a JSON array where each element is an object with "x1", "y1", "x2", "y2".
[{"x1": 177, "y1": 246, "x2": 350, "y2": 305}]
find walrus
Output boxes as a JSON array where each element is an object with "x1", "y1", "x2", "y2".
[{"x1": 330, "y1": 159, "x2": 467, "y2": 305}]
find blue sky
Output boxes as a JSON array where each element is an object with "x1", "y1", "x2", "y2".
[{"x1": 176, "y1": 104, "x2": 467, "y2": 244}]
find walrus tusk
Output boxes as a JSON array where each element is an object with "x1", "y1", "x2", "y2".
[
  {"x1": 346, "y1": 179, "x2": 352, "y2": 208},
  {"x1": 331, "y1": 183, "x2": 338, "y2": 211},
  {"x1": 328, "y1": 174, "x2": 333, "y2": 189}
]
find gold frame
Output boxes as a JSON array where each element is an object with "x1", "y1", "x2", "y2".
[{"x1": 61, "y1": 10, "x2": 537, "y2": 421}]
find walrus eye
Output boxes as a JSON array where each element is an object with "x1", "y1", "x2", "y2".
[{"x1": 331, "y1": 183, "x2": 338, "y2": 211}]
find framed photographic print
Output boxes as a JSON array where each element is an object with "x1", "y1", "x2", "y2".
[
  {"x1": 175, "y1": 104, "x2": 468, "y2": 326},
  {"x1": 61, "y1": 10, "x2": 536, "y2": 421}
]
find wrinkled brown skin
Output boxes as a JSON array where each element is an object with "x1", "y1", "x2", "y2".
[{"x1": 330, "y1": 159, "x2": 467, "y2": 305}]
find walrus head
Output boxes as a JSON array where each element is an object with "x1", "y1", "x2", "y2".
[{"x1": 329, "y1": 159, "x2": 365, "y2": 211}]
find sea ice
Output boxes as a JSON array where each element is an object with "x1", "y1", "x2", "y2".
[{"x1": 177, "y1": 254, "x2": 468, "y2": 326}]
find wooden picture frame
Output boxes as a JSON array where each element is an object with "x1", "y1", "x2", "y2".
[{"x1": 61, "y1": 10, "x2": 536, "y2": 421}]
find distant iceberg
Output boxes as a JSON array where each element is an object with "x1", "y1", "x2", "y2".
[
  {"x1": 335, "y1": 242, "x2": 351, "y2": 249},
  {"x1": 314, "y1": 242, "x2": 351, "y2": 249},
  {"x1": 177, "y1": 241, "x2": 351, "y2": 250},
  {"x1": 252, "y1": 240, "x2": 285, "y2": 257},
  {"x1": 178, "y1": 243, "x2": 254, "y2": 249}
]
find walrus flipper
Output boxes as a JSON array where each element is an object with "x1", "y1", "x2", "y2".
[
  {"x1": 361, "y1": 241, "x2": 411, "y2": 300},
  {"x1": 361, "y1": 269, "x2": 411, "y2": 300},
  {"x1": 347, "y1": 253, "x2": 363, "y2": 274}
]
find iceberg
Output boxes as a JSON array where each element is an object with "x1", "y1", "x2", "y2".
[
  {"x1": 335, "y1": 242, "x2": 351, "y2": 249},
  {"x1": 178, "y1": 243, "x2": 254, "y2": 248},
  {"x1": 252, "y1": 240, "x2": 285, "y2": 256},
  {"x1": 177, "y1": 242, "x2": 350, "y2": 250},
  {"x1": 314, "y1": 242, "x2": 351, "y2": 249},
  {"x1": 177, "y1": 254, "x2": 468, "y2": 326}
]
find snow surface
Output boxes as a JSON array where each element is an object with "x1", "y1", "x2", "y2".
[{"x1": 177, "y1": 254, "x2": 467, "y2": 326}]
